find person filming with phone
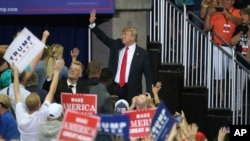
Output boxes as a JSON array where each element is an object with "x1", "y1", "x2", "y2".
[{"x1": 203, "y1": 0, "x2": 242, "y2": 103}]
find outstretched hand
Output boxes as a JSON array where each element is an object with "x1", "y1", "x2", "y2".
[
  {"x1": 217, "y1": 127, "x2": 228, "y2": 141},
  {"x1": 54, "y1": 58, "x2": 65, "y2": 72},
  {"x1": 42, "y1": 30, "x2": 50, "y2": 38},
  {"x1": 71, "y1": 47, "x2": 80, "y2": 60},
  {"x1": 41, "y1": 30, "x2": 50, "y2": 44},
  {"x1": 89, "y1": 9, "x2": 96, "y2": 24},
  {"x1": 152, "y1": 81, "x2": 162, "y2": 94}
]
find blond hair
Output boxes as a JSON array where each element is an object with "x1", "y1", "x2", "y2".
[
  {"x1": 122, "y1": 27, "x2": 138, "y2": 42},
  {"x1": 0, "y1": 94, "x2": 11, "y2": 109},
  {"x1": 45, "y1": 44, "x2": 64, "y2": 76},
  {"x1": 25, "y1": 93, "x2": 40, "y2": 112},
  {"x1": 72, "y1": 61, "x2": 84, "y2": 72}
]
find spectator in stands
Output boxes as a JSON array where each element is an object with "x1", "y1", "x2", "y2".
[
  {"x1": 89, "y1": 9, "x2": 154, "y2": 105},
  {"x1": 174, "y1": 0, "x2": 194, "y2": 12},
  {"x1": 34, "y1": 44, "x2": 70, "y2": 89},
  {"x1": 12, "y1": 58, "x2": 64, "y2": 141},
  {"x1": 25, "y1": 71, "x2": 48, "y2": 104},
  {"x1": 203, "y1": 0, "x2": 241, "y2": 102},
  {"x1": 231, "y1": 8, "x2": 250, "y2": 62},
  {"x1": 89, "y1": 67, "x2": 114, "y2": 114},
  {"x1": 230, "y1": 7, "x2": 250, "y2": 116},
  {"x1": 43, "y1": 60, "x2": 88, "y2": 103},
  {"x1": 0, "y1": 94, "x2": 20, "y2": 140},
  {"x1": 39, "y1": 103, "x2": 63, "y2": 141},
  {"x1": 204, "y1": 0, "x2": 242, "y2": 43}
]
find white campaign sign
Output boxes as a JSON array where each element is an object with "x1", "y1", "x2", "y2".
[{"x1": 3, "y1": 27, "x2": 45, "y2": 72}]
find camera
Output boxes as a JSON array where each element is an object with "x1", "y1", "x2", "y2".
[{"x1": 215, "y1": 7, "x2": 224, "y2": 12}]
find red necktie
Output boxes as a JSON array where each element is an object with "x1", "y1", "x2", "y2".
[{"x1": 119, "y1": 47, "x2": 129, "y2": 87}]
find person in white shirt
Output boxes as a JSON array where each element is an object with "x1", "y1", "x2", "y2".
[
  {"x1": 0, "y1": 71, "x2": 31, "y2": 115},
  {"x1": 11, "y1": 58, "x2": 64, "y2": 141}
]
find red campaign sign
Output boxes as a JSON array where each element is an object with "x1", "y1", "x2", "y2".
[
  {"x1": 61, "y1": 93, "x2": 97, "y2": 115},
  {"x1": 123, "y1": 108, "x2": 156, "y2": 139},
  {"x1": 58, "y1": 110, "x2": 100, "y2": 141}
]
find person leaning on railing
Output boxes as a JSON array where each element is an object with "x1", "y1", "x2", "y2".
[{"x1": 231, "y1": 8, "x2": 250, "y2": 64}]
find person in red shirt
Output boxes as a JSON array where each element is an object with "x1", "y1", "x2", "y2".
[{"x1": 204, "y1": 0, "x2": 242, "y2": 102}]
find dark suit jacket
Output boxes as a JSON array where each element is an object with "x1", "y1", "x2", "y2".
[
  {"x1": 91, "y1": 26, "x2": 154, "y2": 102},
  {"x1": 43, "y1": 79, "x2": 88, "y2": 103},
  {"x1": 82, "y1": 77, "x2": 100, "y2": 92}
]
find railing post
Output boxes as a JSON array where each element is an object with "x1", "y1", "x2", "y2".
[
  {"x1": 231, "y1": 47, "x2": 236, "y2": 124},
  {"x1": 207, "y1": 32, "x2": 212, "y2": 108},
  {"x1": 182, "y1": 3, "x2": 188, "y2": 86}
]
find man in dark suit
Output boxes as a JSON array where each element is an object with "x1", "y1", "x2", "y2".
[
  {"x1": 43, "y1": 61, "x2": 88, "y2": 103},
  {"x1": 89, "y1": 9, "x2": 154, "y2": 104}
]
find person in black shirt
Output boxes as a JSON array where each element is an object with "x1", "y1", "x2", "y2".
[{"x1": 231, "y1": 8, "x2": 250, "y2": 68}]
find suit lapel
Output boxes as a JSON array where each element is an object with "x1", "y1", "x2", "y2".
[{"x1": 129, "y1": 46, "x2": 139, "y2": 77}]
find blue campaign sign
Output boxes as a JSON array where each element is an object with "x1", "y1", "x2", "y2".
[
  {"x1": 0, "y1": 0, "x2": 115, "y2": 15},
  {"x1": 150, "y1": 101, "x2": 176, "y2": 141},
  {"x1": 99, "y1": 114, "x2": 130, "y2": 140}
]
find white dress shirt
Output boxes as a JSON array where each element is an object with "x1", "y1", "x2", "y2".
[
  {"x1": 114, "y1": 44, "x2": 136, "y2": 83},
  {"x1": 67, "y1": 80, "x2": 76, "y2": 94}
]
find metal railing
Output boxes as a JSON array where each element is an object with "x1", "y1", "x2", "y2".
[{"x1": 150, "y1": 0, "x2": 250, "y2": 124}]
